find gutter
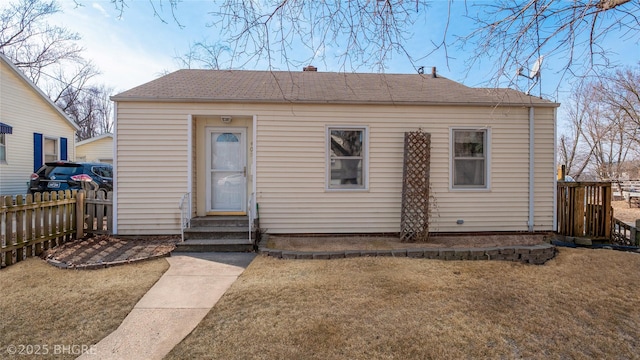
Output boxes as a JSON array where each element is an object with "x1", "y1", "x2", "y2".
[
  {"x1": 110, "y1": 97, "x2": 560, "y2": 109},
  {"x1": 528, "y1": 106, "x2": 535, "y2": 232}
]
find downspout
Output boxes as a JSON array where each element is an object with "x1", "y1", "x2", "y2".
[
  {"x1": 528, "y1": 106, "x2": 535, "y2": 232},
  {"x1": 252, "y1": 115, "x2": 258, "y2": 216},
  {"x1": 552, "y1": 107, "x2": 558, "y2": 232},
  {"x1": 112, "y1": 102, "x2": 118, "y2": 234},
  {"x1": 187, "y1": 114, "x2": 193, "y2": 208}
]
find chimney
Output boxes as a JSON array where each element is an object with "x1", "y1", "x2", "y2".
[
  {"x1": 432, "y1": 66, "x2": 437, "y2": 78},
  {"x1": 303, "y1": 65, "x2": 317, "y2": 72}
]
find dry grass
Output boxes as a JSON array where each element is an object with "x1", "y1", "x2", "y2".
[
  {"x1": 267, "y1": 234, "x2": 549, "y2": 251},
  {"x1": 0, "y1": 258, "x2": 168, "y2": 359},
  {"x1": 612, "y1": 200, "x2": 640, "y2": 223},
  {"x1": 168, "y1": 248, "x2": 640, "y2": 359}
]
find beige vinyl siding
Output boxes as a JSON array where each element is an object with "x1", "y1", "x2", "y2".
[
  {"x1": 256, "y1": 104, "x2": 537, "y2": 233},
  {"x1": 116, "y1": 101, "x2": 555, "y2": 235},
  {"x1": 533, "y1": 107, "x2": 556, "y2": 230},
  {"x1": 76, "y1": 136, "x2": 113, "y2": 163},
  {"x1": 0, "y1": 61, "x2": 76, "y2": 196},
  {"x1": 115, "y1": 104, "x2": 189, "y2": 234}
]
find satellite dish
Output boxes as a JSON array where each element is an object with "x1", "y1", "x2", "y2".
[
  {"x1": 517, "y1": 55, "x2": 544, "y2": 95},
  {"x1": 529, "y1": 55, "x2": 544, "y2": 79}
]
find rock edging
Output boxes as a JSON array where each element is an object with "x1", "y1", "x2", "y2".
[{"x1": 259, "y1": 241, "x2": 556, "y2": 265}]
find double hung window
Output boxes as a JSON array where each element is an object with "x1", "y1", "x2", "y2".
[
  {"x1": 452, "y1": 129, "x2": 489, "y2": 189},
  {"x1": 44, "y1": 138, "x2": 58, "y2": 162},
  {"x1": 327, "y1": 127, "x2": 367, "y2": 190}
]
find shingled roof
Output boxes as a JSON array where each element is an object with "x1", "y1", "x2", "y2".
[{"x1": 111, "y1": 69, "x2": 558, "y2": 107}]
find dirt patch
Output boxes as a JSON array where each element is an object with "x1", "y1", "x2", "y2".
[
  {"x1": 612, "y1": 200, "x2": 640, "y2": 223},
  {"x1": 266, "y1": 233, "x2": 551, "y2": 252}
]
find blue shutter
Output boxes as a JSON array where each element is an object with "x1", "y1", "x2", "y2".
[
  {"x1": 60, "y1": 137, "x2": 68, "y2": 161},
  {"x1": 33, "y1": 133, "x2": 43, "y2": 171}
]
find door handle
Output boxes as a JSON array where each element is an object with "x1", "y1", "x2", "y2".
[{"x1": 244, "y1": 166, "x2": 247, "y2": 177}]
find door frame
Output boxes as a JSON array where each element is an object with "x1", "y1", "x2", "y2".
[{"x1": 205, "y1": 127, "x2": 247, "y2": 215}]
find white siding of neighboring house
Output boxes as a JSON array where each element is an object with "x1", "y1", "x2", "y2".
[
  {"x1": 76, "y1": 135, "x2": 113, "y2": 163},
  {"x1": 115, "y1": 101, "x2": 556, "y2": 236},
  {"x1": 0, "y1": 60, "x2": 76, "y2": 196}
]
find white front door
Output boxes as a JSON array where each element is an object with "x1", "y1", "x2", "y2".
[{"x1": 206, "y1": 128, "x2": 247, "y2": 214}]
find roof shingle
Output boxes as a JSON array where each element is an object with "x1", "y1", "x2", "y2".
[{"x1": 112, "y1": 69, "x2": 558, "y2": 107}]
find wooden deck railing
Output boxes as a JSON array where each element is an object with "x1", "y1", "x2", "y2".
[
  {"x1": 1, "y1": 190, "x2": 112, "y2": 268},
  {"x1": 611, "y1": 218, "x2": 640, "y2": 246},
  {"x1": 557, "y1": 181, "x2": 612, "y2": 239}
]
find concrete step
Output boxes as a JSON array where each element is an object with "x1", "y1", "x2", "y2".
[
  {"x1": 190, "y1": 216, "x2": 249, "y2": 228},
  {"x1": 174, "y1": 239, "x2": 254, "y2": 252},
  {"x1": 183, "y1": 226, "x2": 250, "y2": 240}
]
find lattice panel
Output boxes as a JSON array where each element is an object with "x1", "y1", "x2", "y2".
[{"x1": 400, "y1": 130, "x2": 431, "y2": 242}]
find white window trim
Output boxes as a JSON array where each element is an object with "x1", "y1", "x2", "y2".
[
  {"x1": 0, "y1": 133, "x2": 6, "y2": 164},
  {"x1": 326, "y1": 125, "x2": 369, "y2": 191},
  {"x1": 449, "y1": 127, "x2": 491, "y2": 191},
  {"x1": 43, "y1": 136, "x2": 60, "y2": 162}
]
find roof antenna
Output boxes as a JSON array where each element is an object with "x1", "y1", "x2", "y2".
[
  {"x1": 517, "y1": 55, "x2": 544, "y2": 95},
  {"x1": 417, "y1": 66, "x2": 424, "y2": 74}
]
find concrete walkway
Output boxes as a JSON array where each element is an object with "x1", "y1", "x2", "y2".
[{"x1": 78, "y1": 252, "x2": 256, "y2": 360}]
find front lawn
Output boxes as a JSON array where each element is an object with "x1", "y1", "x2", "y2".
[
  {"x1": 168, "y1": 248, "x2": 640, "y2": 359},
  {"x1": 0, "y1": 258, "x2": 168, "y2": 359}
]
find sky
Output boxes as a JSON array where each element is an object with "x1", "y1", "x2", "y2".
[{"x1": 46, "y1": 1, "x2": 640, "y2": 110}]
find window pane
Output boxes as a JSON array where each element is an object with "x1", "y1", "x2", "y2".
[
  {"x1": 330, "y1": 130, "x2": 362, "y2": 157},
  {"x1": 211, "y1": 132, "x2": 241, "y2": 170},
  {"x1": 0, "y1": 134, "x2": 4, "y2": 161},
  {"x1": 454, "y1": 131, "x2": 484, "y2": 157},
  {"x1": 454, "y1": 159, "x2": 485, "y2": 186},
  {"x1": 330, "y1": 159, "x2": 362, "y2": 186},
  {"x1": 44, "y1": 138, "x2": 57, "y2": 162}
]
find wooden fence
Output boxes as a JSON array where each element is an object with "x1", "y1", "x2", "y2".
[
  {"x1": 0, "y1": 190, "x2": 112, "y2": 268},
  {"x1": 611, "y1": 218, "x2": 640, "y2": 246},
  {"x1": 557, "y1": 181, "x2": 612, "y2": 239}
]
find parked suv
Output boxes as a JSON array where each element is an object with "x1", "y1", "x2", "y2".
[{"x1": 29, "y1": 162, "x2": 113, "y2": 194}]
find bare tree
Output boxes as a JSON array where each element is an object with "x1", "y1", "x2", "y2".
[
  {"x1": 559, "y1": 70, "x2": 640, "y2": 181},
  {"x1": 216, "y1": 1, "x2": 435, "y2": 71},
  {"x1": 58, "y1": 83, "x2": 113, "y2": 141},
  {"x1": 598, "y1": 66, "x2": 640, "y2": 132},
  {"x1": 112, "y1": 0, "x2": 639, "y2": 87},
  {"x1": 119, "y1": 0, "x2": 434, "y2": 72},
  {"x1": 0, "y1": 0, "x2": 84, "y2": 82},
  {"x1": 175, "y1": 41, "x2": 231, "y2": 70},
  {"x1": 462, "y1": 0, "x2": 640, "y2": 90},
  {"x1": 559, "y1": 82, "x2": 600, "y2": 179},
  {"x1": 0, "y1": 0, "x2": 113, "y2": 141}
]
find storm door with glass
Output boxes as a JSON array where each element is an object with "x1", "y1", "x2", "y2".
[{"x1": 206, "y1": 128, "x2": 246, "y2": 213}]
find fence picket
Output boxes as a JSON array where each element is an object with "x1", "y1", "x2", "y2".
[
  {"x1": 15, "y1": 195, "x2": 26, "y2": 263},
  {"x1": 43, "y1": 192, "x2": 51, "y2": 249},
  {"x1": 25, "y1": 194, "x2": 34, "y2": 257},
  {"x1": 2, "y1": 196, "x2": 12, "y2": 266},
  {"x1": 0, "y1": 190, "x2": 113, "y2": 268},
  {"x1": 106, "y1": 192, "x2": 113, "y2": 234},
  {"x1": 557, "y1": 182, "x2": 612, "y2": 239}
]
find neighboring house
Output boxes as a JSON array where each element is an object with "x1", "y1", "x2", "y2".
[
  {"x1": 111, "y1": 68, "x2": 559, "y2": 236},
  {"x1": 0, "y1": 53, "x2": 78, "y2": 196},
  {"x1": 76, "y1": 133, "x2": 114, "y2": 164}
]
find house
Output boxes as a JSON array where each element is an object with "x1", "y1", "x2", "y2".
[
  {"x1": 111, "y1": 68, "x2": 559, "y2": 238},
  {"x1": 76, "y1": 133, "x2": 114, "y2": 164},
  {"x1": 0, "y1": 53, "x2": 79, "y2": 196}
]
